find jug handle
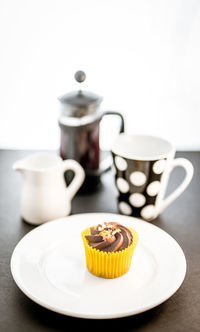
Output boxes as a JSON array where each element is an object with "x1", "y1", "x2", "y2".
[
  {"x1": 62, "y1": 160, "x2": 85, "y2": 200},
  {"x1": 101, "y1": 111, "x2": 125, "y2": 133}
]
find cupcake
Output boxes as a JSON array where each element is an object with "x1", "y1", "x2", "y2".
[{"x1": 81, "y1": 222, "x2": 138, "y2": 278}]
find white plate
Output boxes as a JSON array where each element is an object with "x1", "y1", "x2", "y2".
[{"x1": 10, "y1": 213, "x2": 186, "y2": 319}]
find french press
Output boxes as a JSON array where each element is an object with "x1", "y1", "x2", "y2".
[{"x1": 58, "y1": 71, "x2": 124, "y2": 188}]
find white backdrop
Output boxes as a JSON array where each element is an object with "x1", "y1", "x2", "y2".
[{"x1": 0, "y1": 0, "x2": 199, "y2": 150}]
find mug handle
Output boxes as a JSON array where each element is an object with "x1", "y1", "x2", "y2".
[
  {"x1": 62, "y1": 159, "x2": 85, "y2": 200},
  {"x1": 101, "y1": 111, "x2": 125, "y2": 133},
  {"x1": 159, "y1": 158, "x2": 194, "y2": 213}
]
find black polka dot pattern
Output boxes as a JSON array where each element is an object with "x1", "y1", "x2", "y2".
[{"x1": 112, "y1": 153, "x2": 167, "y2": 220}]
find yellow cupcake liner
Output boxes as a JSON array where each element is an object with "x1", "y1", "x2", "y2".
[{"x1": 81, "y1": 227, "x2": 139, "y2": 279}]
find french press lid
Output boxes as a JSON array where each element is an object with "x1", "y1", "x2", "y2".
[{"x1": 58, "y1": 71, "x2": 103, "y2": 118}]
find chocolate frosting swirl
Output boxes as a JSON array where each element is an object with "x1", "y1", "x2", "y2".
[{"x1": 85, "y1": 222, "x2": 133, "y2": 252}]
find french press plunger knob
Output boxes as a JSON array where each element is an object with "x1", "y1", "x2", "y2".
[{"x1": 74, "y1": 71, "x2": 86, "y2": 83}]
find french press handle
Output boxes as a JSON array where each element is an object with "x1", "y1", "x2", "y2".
[
  {"x1": 97, "y1": 111, "x2": 125, "y2": 176},
  {"x1": 101, "y1": 111, "x2": 125, "y2": 133}
]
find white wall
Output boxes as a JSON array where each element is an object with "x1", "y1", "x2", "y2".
[{"x1": 0, "y1": 0, "x2": 199, "y2": 150}]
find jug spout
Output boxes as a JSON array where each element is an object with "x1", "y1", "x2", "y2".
[{"x1": 13, "y1": 159, "x2": 26, "y2": 172}]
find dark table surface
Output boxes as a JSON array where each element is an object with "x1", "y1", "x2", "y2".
[{"x1": 0, "y1": 150, "x2": 199, "y2": 332}]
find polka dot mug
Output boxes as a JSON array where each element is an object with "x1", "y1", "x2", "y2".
[{"x1": 111, "y1": 134, "x2": 194, "y2": 221}]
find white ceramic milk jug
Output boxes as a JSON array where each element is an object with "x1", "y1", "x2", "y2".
[{"x1": 13, "y1": 153, "x2": 85, "y2": 225}]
